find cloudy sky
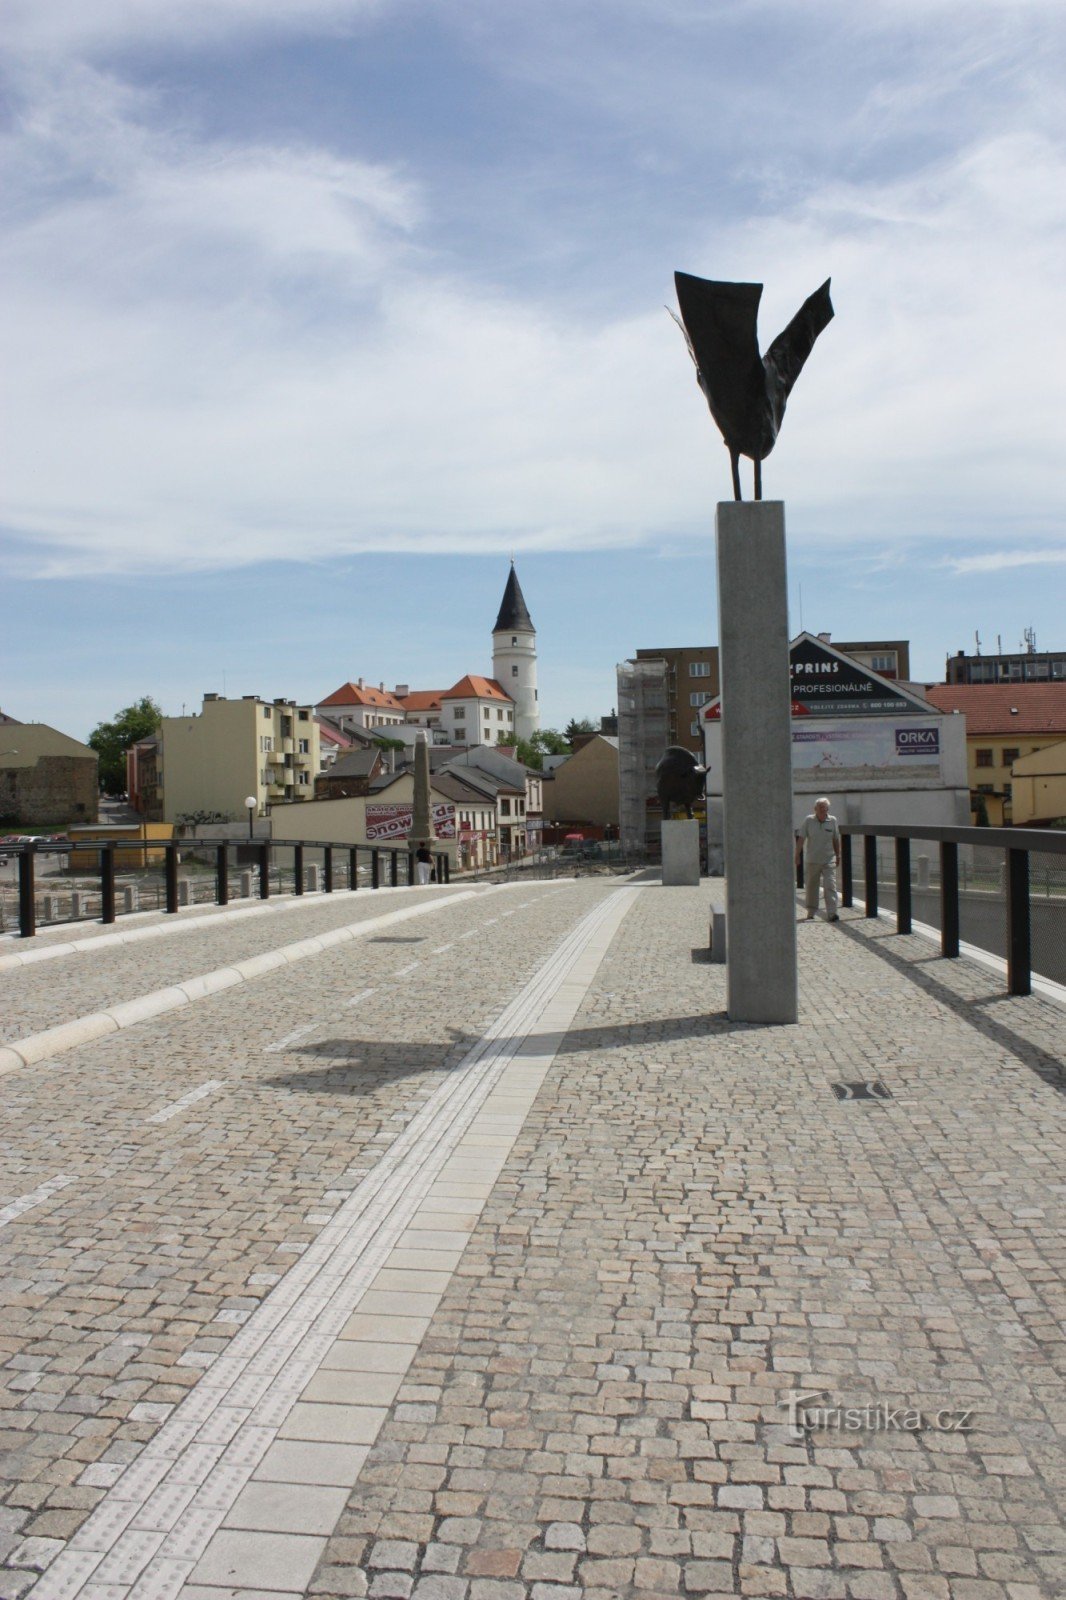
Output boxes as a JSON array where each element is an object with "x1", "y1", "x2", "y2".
[{"x1": 3, "y1": 0, "x2": 1064, "y2": 738}]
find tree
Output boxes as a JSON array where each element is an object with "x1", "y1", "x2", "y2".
[
  {"x1": 564, "y1": 717, "x2": 596, "y2": 746},
  {"x1": 513, "y1": 728, "x2": 570, "y2": 770},
  {"x1": 88, "y1": 697, "x2": 163, "y2": 795}
]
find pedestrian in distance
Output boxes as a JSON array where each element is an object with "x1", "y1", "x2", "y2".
[
  {"x1": 796, "y1": 797, "x2": 841, "y2": 921},
  {"x1": 415, "y1": 841, "x2": 434, "y2": 886}
]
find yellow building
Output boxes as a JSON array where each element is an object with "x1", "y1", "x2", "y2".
[
  {"x1": 1011, "y1": 740, "x2": 1066, "y2": 827},
  {"x1": 159, "y1": 694, "x2": 320, "y2": 823},
  {"x1": 924, "y1": 684, "x2": 1066, "y2": 825}
]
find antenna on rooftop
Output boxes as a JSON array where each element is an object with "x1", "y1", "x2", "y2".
[
  {"x1": 1024, "y1": 625, "x2": 1037, "y2": 654},
  {"x1": 974, "y1": 630, "x2": 982, "y2": 656}
]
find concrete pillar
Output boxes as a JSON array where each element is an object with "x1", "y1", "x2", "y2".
[
  {"x1": 306, "y1": 864, "x2": 320, "y2": 893},
  {"x1": 178, "y1": 879, "x2": 191, "y2": 907},
  {"x1": 662, "y1": 820, "x2": 700, "y2": 886},
  {"x1": 71, "y1": 891, "x2": 84, "y2": 918},
  {"x1": 123, "y1": 886, "x2": 138, "y2": 913},
  {"x1": 709, "y1": 908, "x2": 727, "y2": 963},
  {"x1": 715, "y1": 500, "x2": 798, "y2": 1023},
  {"x1": 916, "y1": 854, "x2": 930, "y2": 888},
  {"x1": 43, "y1": 895, "x2": 56, "y2": 921},
  {"x1": 240, "y1": 870, "x2": 253, "y2": 898}
]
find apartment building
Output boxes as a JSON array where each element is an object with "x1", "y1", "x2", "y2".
[
  {"x1": 923, "y1": 683, "x2": 1066, "y2": 825},
  {"x1": 158, "y1": 694, "x2": 320, "y2": 822}
]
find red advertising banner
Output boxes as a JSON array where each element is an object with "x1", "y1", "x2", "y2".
[{"x1": 365, "y1": 803, "x2": 456, "y2": 841}]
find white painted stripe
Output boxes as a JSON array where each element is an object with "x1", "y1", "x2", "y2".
[
  {"x1": 0, "y1": 1173, "x2": 75, "y2": 1229},
  {"x1": 343, "y1": 987, "x2": 377, "y2": 1009},
  {"x1": 146, "y1": 1082, "x2": 226, "y2": 1124},
  {"x1": 0, "y1": 892, "x2": 479, "y2": 1079},
  {"x1": 431, "y1": 944, "x2": 454, "y2": 955},
  {"x1": 391, "y1": 962, "x2": 420, "y2": 977},
  {"x1": 28, "y1": 887, "x2": 641, "y2": 1600},
  {"x1": 263, "y1": 1023, "x2": 320, "y2": 1055}
]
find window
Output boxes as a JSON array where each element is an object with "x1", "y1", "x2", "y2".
[
  {"x1": 511, "y1": 636, "x2": 517, "y2": 646},
  {"x1": 298, "y1": 771, "x2": 309, "y2": 786},
  {"x1": 689, "y1": 661, "x2": 711, "y2": 677},
  {"x1": 975, "y1": 749, "x2": 994, "y2": 767},
  {"x1": 263, "y1": 707, "x2": 271, "y2": 719},
  {"x1": 500, "y1": 798, "x2": 511, "y2": 816},
  {"x1": 497, "y1": 709, "x2": 504, "y2": 720},
  {"x1": 690, "y1": 720, "x2": 701, "y2": 736},
  {"x1": 1002, "y1": 783, "x2": 1012, "y2": 800},
  {"x1": 870, "y1": 653, "x2": 896, "y2": 672},
  {"x1": 1001, "y1": 748, "x2": 1020, "y2": 767},
  {"x1": 976, "y1": 783, "x2": 994, "y2": 794},
  {"x1": 511, "y1": 665, "x2": 519, "y2": 677},
  {"x1": 507, "y1": 710, "x2": 513, "y2": 721},
  {"x1": 689, "y1": 691, "x2": 712, "y2": 708},
  {"x1": 454, "y1": 707, "x2": 465, "y2": 719},
  {"x1": 298, "y1": 738, "x2": 309, "y2": 754},
  {"x1": 298, "y1": 709, "x2": 309, "y2": 721},
  {"x1": 260, "y1": 735, "x2": 273, "y2": 753}
]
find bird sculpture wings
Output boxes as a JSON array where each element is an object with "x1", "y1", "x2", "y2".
[{"x1": 672, "y1": 272, "x2": 834, "y2": 501}]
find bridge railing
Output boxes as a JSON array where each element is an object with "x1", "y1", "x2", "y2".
[
  {"x1": 7, "y1": 838, "x2": 451, "y2": 940},
  {"x1": 838, "y1": 824, "x2": 1066, "y2": 997}
]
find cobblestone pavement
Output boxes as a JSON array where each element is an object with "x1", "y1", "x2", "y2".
[{"x1": 1, "y1": 883, "x2": 1064, "y2": 1599}]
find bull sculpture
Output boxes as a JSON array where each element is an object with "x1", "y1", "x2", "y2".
[{"x1": 656, "y1": 746, "x2": 707, "y2": 821}]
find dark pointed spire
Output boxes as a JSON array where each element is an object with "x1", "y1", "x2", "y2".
[{"x1": 493, "y1": 562, "x2": 534, "y2": 633}]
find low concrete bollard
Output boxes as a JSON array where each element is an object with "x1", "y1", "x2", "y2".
[
  {"x1": 306, "y1": 865, "x2": 320, "y2": 893},
  {"x1": 240, "y1": 871, "x2": 253, "y2": 899},
  {"x1": 178, "y1": 879, "x2": 191, "y2": 907},
  {"x1": 43, "y1": 895, "x2": 57, "y2": 921},
  {"x1": 709, "y1": 908, "x2": 727, "y2": 963},
  {"x1": 123, "y1": 886, "x2": 138, "y2": 913},
  {"x1": 916, "y1": 854, "x2": 930, "y2": 888},
  {"x1": 71, "y1": 891, "x2": 84, "y2": 918}
]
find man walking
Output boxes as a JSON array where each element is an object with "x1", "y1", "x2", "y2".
[{"x1": 796, "y1": 797, "x2": 841, "y2": 921}]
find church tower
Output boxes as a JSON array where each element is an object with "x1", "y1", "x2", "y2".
[{"x1": 492, "y1": 563, "x2": 539, "y2": 743}]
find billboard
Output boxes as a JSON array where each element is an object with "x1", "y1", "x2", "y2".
[
  {"x1": 791, "y1": 723, "x2": 942, "y2": 782},
  {"x1": 365, "y1": 803, "x2": 456, "y2": 841}
]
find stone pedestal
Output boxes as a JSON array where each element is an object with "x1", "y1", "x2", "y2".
[
  {"x1": 716, "y1": 501, "x2": 798, "y2": 1023},
  {"x1": 709, "y1": 908, "x2": 726, "y2": 963},
  {"x1": 662, "y1": 819, "x2": 700, "y2": 886}
]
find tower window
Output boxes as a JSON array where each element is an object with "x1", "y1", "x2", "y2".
[
  {"x1": 511, "y1": 636, "x2": 517, "y2": 646},
  {"x1": 512, "y1": 665, "x2": 519, "y2": 677}
]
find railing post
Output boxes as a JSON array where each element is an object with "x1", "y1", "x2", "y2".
[
  {"x1": 100, "y1": 842, "x2": 116, "y2": 925},
  {"x1": 216, "y1": 842, "x2": 229, "y2": 906},
  {"x1": 940, "y1": 841, "x2": 959, "y2": 957},
  {"x1": 841, "y1": 833, "x2": 852, "y2": 908},
  {"x1": 1007, "y1": 847, "x2": 1031, "y2": 997},
  {"x1": 371, "y1": 849, "x2": 380, "y2": 889},
  {"x1": 293, "y1": 844, "x2": 304, "y2": 895},
  {"x1": 349, "y1": 846, "x2": 358, "y2": 890},
  {"x1": 18, "y1": 843, "x2": 36, "y2": 938},
  {"x1": 323, "y1": 846, "x2": 333, "y2": 894},
  {"x1": 165, "y1": 843, "x2": 179, "y2": 914},
  {"x1": 408, "y1": 850, "x2": 416, "y2": 885},
  {"x1": 259, "y1": 841, "x2": 270, "y2": 899},
  {"x1": 863, "y1": 834, "x2": 878, "y2": 918},
  {"x1": 444, "y1": 853, "x2": 450, "y2": 883},
  {"x1": 390, "y1": 851, "x2": 399, "y2": 887},
  {"x1": 795, "y1": 850, "x2": 804, "y2": 892},
  {"x1": 895, "y1": 836, "x2": 911, "y2": 935}
]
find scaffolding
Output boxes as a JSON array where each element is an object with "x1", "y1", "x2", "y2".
[{"x1": 617, "y1": 657, "x2": 669, "y2": 857}]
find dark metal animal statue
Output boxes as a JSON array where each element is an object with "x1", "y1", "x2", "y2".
[
  {"x1": 671, "y1": 272, "x2": 834, "y2": 501},
  {"x1": 656, "y1": 746, "x2": 707, "y2": 821}
]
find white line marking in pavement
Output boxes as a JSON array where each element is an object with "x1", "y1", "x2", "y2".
[
  {"x1": 146, "y1": 1081, "x2": 226, "y2": 1124},
  {"x1": 458, "y1": 929, "x2": 479, "y2": 940},
  {"x1": 391, "y1": 962, "x2": 420, "y2": 977},
  {"x1": 431, "y1": 944, "x2": 454, "y2": 955},
  {"x1": 263, "y1": 1024, "x2": 319, "y2": 1055},
  {"x1": 0, "y1": 892, "x2": 479, "y2": 1079},
  {"x1": 482, "y1": 918, "x2": 498, "y2": 926},
  {"x1": 0, "y1": 1173, "x2": 75, "y2": 1229},
  {"x1": 28, "y1": 887, "x2": 641, "y2": 1600},
  {"x1": 343, "y1": 987, "x2": 377, "y2": 1009}
]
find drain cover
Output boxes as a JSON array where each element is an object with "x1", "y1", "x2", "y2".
[{"x1": 832, "y1": 1080, "x2": 892, "y2": 1101}]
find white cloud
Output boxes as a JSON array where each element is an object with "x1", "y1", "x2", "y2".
[
  {"x1": 944, "y1": 548, "x2": 1066, "y2": 576},
  {"x1": 2, "y1": 8, "x2": 1065, "y2": 578}
]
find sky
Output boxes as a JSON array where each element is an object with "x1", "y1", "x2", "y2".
[{"x1": 2, "y1": 0, "x2": 1065, "y2": 741}]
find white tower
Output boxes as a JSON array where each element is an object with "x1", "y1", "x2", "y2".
[{"x1": 492, "y1": 563, "x2": 539, "y2": 743}]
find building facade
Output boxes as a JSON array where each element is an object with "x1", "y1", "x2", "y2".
[
  {"x1": 946, "y1": 642, "x2": 1066, "y2": 685},
  {"x1": 0, "y1": 720, "x2": 98, "y2": 827},
  {"x1": 542, "y1": 735, "x2": 620, "y2": 831},
  {"x1": 922, "y1": 683, "x2": 1066, "y2": 825},
  {"x1": 158, "y1": 694, "x2": 320, "y2": 823}
]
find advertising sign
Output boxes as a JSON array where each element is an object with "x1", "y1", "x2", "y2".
[
  {"x1": 365, "y1": 803, "x2": 456, "y2": 841},
  {"x1": 789, "y1": 637, "x2": 912, "y2": 716},
  {"x1": 791, "y1": 723, "x2": 942, "y2": 782}
]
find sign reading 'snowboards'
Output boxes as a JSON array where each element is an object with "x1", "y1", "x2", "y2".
[{"x1": 789, "y1": 637, "x2": 913, "y2": 716}]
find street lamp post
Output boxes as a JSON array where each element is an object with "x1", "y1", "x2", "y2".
[{"x1": 245, "y1": 796, "x2": 257, "y2": 840}]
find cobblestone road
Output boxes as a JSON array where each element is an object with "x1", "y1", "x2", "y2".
[{"x1": 1, "y1": 882, "x2": 1063, "y2": 1600}]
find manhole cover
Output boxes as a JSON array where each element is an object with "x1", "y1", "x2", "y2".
[{"x1": 832, "y1": 1080, "x2": 892, "y2": 1101}]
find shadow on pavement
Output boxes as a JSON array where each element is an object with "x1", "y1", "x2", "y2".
[{"x1": 837, "y1": 920, "x2": 1066, "y2": 1095}]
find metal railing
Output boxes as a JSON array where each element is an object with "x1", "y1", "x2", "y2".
[
  {"x1": 839, "y1": 824, "x2": 1066, "y2": 997},
  {"x1": 7, "y1": 838, "x2": 451, "y2": 940}
]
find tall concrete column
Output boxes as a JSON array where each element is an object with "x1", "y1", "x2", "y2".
[
  {"x1": 411, "y1": 730, "x2": 432, "y2": 845},
  {"x1": 716, "y1": 500, "x2": 798, "y2": 1023}
]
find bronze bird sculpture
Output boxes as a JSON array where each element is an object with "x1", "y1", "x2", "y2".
[{"x1": 672, "y1": 272, "x2": 834, "y2": 501}]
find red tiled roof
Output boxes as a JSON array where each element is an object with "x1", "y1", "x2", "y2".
[
  {"x1": 923, "y1": 683, "x2": 1066, "y2": 735},
  {"x1": 399, "y1": 690, "x2": 445, "y2": 712},
  {"x1": 318, "y1": 682, "x2": 406, "y2": 711},
  {"x1": 441, "y1": 675, "x2": 512, "y2": 703}
]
